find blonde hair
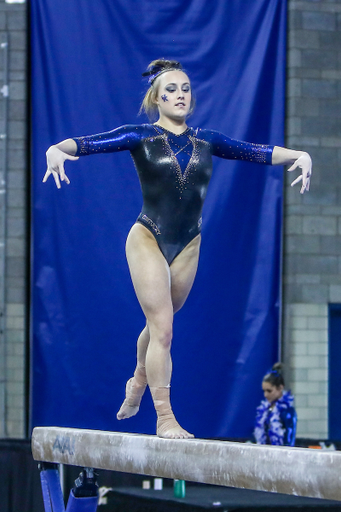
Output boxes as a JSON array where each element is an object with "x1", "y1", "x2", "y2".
[{"x1": 139, "y1": 59, "x2": 195, "y2": 121}]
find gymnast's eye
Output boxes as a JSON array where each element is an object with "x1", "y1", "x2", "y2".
[
  {"x1": 165, "y1": 86, "x2": 176, "y2": 92},
  {"x1": 182, "y1": 85, "x2": 190, "y2": 92}
]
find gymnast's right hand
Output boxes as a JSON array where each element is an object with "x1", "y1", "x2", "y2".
[{"x1": 43, "y1": 144, "x2": 79, "y2": 189}]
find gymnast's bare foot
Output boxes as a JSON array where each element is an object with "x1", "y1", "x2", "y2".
[{"x1": 117, "y1": 377, "x2": 147, "y2": 420}]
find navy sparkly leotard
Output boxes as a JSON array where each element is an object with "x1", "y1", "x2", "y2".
[{"x1": 73, "y1": 124, "x2": 273, "y2": 264}]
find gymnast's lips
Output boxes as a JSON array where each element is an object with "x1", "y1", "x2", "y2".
[{"x1": 175, "y1": 102, "x2": 185, "y2": 107}]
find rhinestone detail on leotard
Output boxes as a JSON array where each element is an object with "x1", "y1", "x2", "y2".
[{"x1": 141, "y1": 214, "x2": 161, "y2": 235}]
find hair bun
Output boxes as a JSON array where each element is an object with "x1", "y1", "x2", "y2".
[
  {"x1": 272, "y1": 362, "x2": 283, "y2": 374},
  {"x1": 263, "y1": 362, "x2": 285, "y2": 387},
  {"x1": 142, "y1": 59, "x2": 183, "y2": 83},
  {"x1": 141, "y1": 65, "x2": 163, "y2": 77}
]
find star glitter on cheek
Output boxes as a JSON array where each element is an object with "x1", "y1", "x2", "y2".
[{"x1": 161, "y1": 94, "x2": 168, "y2": 102}]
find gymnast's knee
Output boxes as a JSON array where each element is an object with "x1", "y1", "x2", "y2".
[{"x1": 148, "y1": 319, "x2": 173, "y2": 349}]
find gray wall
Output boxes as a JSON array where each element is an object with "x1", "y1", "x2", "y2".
[
  {"x1": 283, "y1": 0, "x2": 341, "y2": 438},
  {"x1": 0, "y1": 0, "x2": 27, "y2": 438},
  {"x1": 0, "y1": 0, "x2": 340, "y2": 439}
]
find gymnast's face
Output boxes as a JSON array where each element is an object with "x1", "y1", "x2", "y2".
[
  {"x1": 262, "y1": 382, "x2": 284, "y2": 404},
  {"x1": 154, "y1": 70, "x2": 192, "y2": 122}
]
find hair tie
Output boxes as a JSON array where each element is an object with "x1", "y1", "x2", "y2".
[{"x1": 142, "y1": 62, "x2": 183, "y2": 84}]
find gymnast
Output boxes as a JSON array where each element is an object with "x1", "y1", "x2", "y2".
[
  {"x1": 253, "y1": 363, "x2": 297, "y2": 446},
  {"x1": 43, "y1": 59, "x2": 312, "y2": 439}
]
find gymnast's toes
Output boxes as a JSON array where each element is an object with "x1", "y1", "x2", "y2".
[
  {"x1": 117, "y1": 404, "x2": 139, "y2": 420},
  {"x1": 157, "y1": 425, "x2": 194, "y2": 439}
]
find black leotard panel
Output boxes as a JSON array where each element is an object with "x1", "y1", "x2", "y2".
[{"x1": 73, "y1": 124, "x2": 273, "y2": 264}]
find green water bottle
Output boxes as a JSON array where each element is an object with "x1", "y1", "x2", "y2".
[{"x1": 173, "y1": 479, "x2": 186, "y2": 498}]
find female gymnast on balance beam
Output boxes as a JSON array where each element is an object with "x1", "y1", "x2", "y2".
[{"x1": 43, "y1": 59, "x2": 312, "y2": 440}]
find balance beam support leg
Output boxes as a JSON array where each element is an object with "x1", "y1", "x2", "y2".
[
  {"x1": 65, "y1": 492, "x2": 98, "y2": 512},
  {"x1": 39, "y1": 463, "x2": 65, "y2": 512},
  {"x1": 65, "y1": 468, "x2": 99, "y2": 512}
]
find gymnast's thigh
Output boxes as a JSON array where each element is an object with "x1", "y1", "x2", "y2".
[
  {"x1": 125, "y1": 223, "x2": 173, "y2": 322},
  {"x1": 170, "y1": 234, "x2": 201, "y2": 313}
]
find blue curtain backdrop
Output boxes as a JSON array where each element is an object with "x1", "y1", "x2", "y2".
[{"x1": 30, "y1": 0, "x2": 286, "y2": 438}]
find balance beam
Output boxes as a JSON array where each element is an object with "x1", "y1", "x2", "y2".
[{"x1": 32, "y1": 427, "x2": 341, "y2": 501}]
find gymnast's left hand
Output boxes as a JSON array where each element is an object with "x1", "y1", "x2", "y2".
[
  {"x1": 287, "y1": 152, "x2": 312, "y2": 194},
  {"x1": 43, "y1": 143, "x2": 79, "y2": 189}
]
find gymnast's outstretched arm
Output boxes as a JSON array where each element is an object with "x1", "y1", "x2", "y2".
[
  {"x1": 43, "y1": 125, "x2": 144, "y2": 189},
  {"x1": 272, "y1": 146, "x2": 312, "y2": 194},
  {"x1": 201, "y1": 130, "x2": 312, "y2": 195}
]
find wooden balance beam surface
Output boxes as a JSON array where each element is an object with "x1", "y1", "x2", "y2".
[{"x1": 31, "y1": 427, "x2": 341, "y2": 501}]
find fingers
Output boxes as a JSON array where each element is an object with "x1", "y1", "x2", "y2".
[
  {"x1": 42, "y1": 170, "x2": 51, "y2": 183},
  {"x1": 52, "y1": 171, "x2": 61, "y2": 189},
  {"x1": 287, "y1": 161, "x2": 298, "y2": 173},
  {"x1": 291, "y1": 174, "x2": 311, "y2": 193},
  {"x1": 42, "y1": 168, "x2": 70, "y2": 188},
  {"x1": 58, "y1": 163, "x2": 65, "y2": 182},
  {"x1": 290, "y1": 175, "x2": 302, "y2": 187},
  {"x1": 288, "y1": 153, "x2": 312, "y2": 194},
  {"x1": 291, "y1": 173, "x2": 310, "y2": 192},
  {"x1": 44, "y1": 145, "x2": 78, "y2": 188},
  {"x1": 292, "y1": 174, "x2": 310, "y2": 194},
  {"x1": 301, "y1": 175, "x2": 311, "y2": 194}
]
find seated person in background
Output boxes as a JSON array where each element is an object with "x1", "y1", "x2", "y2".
[{"x1": 253, "y1": 363, "x2": 297, "y2": 446}]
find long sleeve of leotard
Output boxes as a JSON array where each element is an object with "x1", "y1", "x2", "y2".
[
  {"x1": 280, "y1": 406, "x2": 297, "y2": 446},
  {"x1": 199, "y1": 129, "x2": 274, "y2": 165},
  {"x1": 73, "y1": 124, "x2": 145, "y2": 156},
  {"x1": 74, "y1": 124, "x2": 274, "y2": 165}
]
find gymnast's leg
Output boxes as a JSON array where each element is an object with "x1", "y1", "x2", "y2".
[
  {"x1": 117, "y1": 233, "x2": 200, "y2": 421},
  {"x1": 116, "y1": 325, "x2": 149, "y2": 419},
  {"x1": 121, "y1": 223, "x2": 200, "y2": 438},
  {"x1": 149, "y1": 232, "x2": 201, "y2": 438}
]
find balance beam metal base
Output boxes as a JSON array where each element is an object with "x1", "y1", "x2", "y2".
[{"x1": 32, "y1": 427, "x2": 341, "y2": 501}]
